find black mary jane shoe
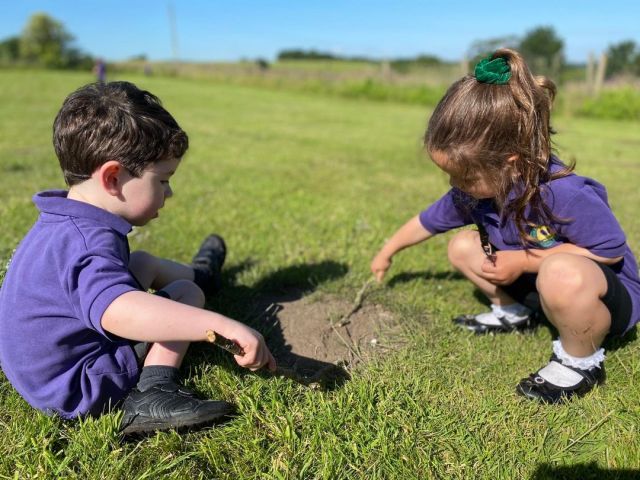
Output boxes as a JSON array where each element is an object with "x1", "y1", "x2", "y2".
[
  {"x1": 516, "y1": 354, "x2": 605, "y2": 404},
  {"x1": 452, "y1": 311, "x2": 538, "y2": 335}
]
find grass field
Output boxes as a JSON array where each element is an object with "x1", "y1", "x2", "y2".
[{"x1": 1, "y1": 69, "x2": 640, "y2": 479}]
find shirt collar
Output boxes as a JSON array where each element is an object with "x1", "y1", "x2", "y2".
[{"x1": 33, "y1": 190, "x2": 132, "y2": 236}]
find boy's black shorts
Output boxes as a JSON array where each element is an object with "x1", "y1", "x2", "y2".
[{"x1": 502, "y1": 260, "x2": 632, "y2": 337}]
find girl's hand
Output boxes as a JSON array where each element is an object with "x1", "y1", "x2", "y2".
[
  {"x1": 479, "y1": 250, "x2": 526, "y2": 285},
  {"x1": 371, "y1": 252, "x2": 392, "y2": 282}
]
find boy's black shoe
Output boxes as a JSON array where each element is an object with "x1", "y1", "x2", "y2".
[
  {"x1": 515, "y1": 353, "x2": 605, "y2": 404},
  {"x1": 191, "y1": 234, "x2": 227, "y2": 296},
  {"x1": 452, "y1": 309, "x2": 538, "y2": 335},
  {"x1": 120, "y1": 379, "x2": 235, "y2": 436}
]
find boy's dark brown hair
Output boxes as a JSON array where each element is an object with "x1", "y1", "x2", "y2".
[
  {"x1": 53, "y1": 81, "x2": 188, "y2": 186},
  {"x1": 424, "y1": 48, "x2": 574, "y2": 244}
]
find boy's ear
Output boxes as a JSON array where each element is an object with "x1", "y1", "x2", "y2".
[{"x1": 98, "y1": 161, "x2": 125, "y2": 196}]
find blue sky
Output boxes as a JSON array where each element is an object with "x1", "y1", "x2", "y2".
[{"x1": 2, "y1": 1, "x2": 639, "y2": 63}]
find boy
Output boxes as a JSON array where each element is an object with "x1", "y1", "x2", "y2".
[{"x1": 0, "y1": 81, "x2": 275, "y2": 435}]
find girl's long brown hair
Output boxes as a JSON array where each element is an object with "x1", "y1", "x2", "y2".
[{"x1": 424, "y1": 48, "x2": 574, "y2": 244}]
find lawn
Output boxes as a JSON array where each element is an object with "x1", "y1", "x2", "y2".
[{"x1": 1, "y1": 69, "x2": 639, "y2": 479}]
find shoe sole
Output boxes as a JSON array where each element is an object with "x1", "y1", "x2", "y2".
[
  {"x1": 120, "y1": 409, "x2": 235, "y2": 437},
  {"x1": 455, "y1": 320, "x2": 538, "y2": 335}
]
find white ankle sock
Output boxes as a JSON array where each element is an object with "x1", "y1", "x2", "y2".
[
  {"x1": 552, "y1": 339, "x2": 605, "y2": 370},
  {"x1": 538, "y1": 340, "x2": 605, "y2": 387},
  {"x1": 474, "y1": 303, "x2": 531, "y2": 326}
]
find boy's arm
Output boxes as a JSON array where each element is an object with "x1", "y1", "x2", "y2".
[
  {"x1": 371, "y1": 215, "x2": 434, "y2": 281},
  {"x1": 101, "y1": 291, "x2": 275, "y2": 371}
]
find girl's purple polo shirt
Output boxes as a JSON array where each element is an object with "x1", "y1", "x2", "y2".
[
  {"x1": 418, "y1": 164, "x2": 640, "y2": 334},
  {"x1": 0, "y1": 190, "x2": 141, "y2": 418}
]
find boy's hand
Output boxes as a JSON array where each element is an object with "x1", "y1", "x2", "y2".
[
  {"x1": 226, "y1": 322, "x2": 276, "y2": 372},
  {"x1": 479, "y1": 250, "x2": 526, "y2": 285},
  {"x1": 371, "y1": 252, "x2": 392, "y2": 282}
]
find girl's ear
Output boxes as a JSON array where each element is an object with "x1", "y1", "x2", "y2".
[
  {"x1": 97, "y1": 161, "x2": 125, "y2": 196},
  {"x1": 507, "y1": 154, "x2": 519, "y2": 163}
]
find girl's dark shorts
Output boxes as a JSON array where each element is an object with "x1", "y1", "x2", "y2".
[{"x1": 503, "y1": 260, "x2": 632, "y2": 337}]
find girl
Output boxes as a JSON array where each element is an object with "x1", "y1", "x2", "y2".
[{"x1": 371, "y1": 49, "x2": 640, "y2": 403}]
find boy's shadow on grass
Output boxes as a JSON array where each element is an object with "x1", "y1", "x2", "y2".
[
  {"x1": 189, "y1": 259, "x2": 351, "y2": 391},
  {"x1": 532, "y1": 462, "x2": 640, "y2": 480}
]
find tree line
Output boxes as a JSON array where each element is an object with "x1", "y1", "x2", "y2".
[
  {"x1": 0, "y1": 12, "x2": 93, "y2": 69},
  {"x1": 281, "y1": 26, "x2": 640, "y2": 79},
  {"x1": 2, "y1": 13, "x2": 639, "y2": 80}
]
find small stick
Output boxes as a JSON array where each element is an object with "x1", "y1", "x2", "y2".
[
  {"x1": 205, "y1": 329, "x2": 330, "y2": 388},
  {"x1": 329, "y1": 322, "x2": 364, "y2": 363},
  {"x1": 335, "y1": 278, "x2": 376, "y2": 327},
  {"x1": 206, "y1": 329, "x2": 244, "y2": 356}
]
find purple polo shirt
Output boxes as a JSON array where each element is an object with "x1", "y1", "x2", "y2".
[
  {"x1": 0, "y1": 190, "x2": 141, "y2": 418},
  {"x1": 419, "y1": 161, "x2": 640, "y2": 333}
]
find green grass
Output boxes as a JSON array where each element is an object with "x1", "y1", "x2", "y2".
[{"x1": 1, "y1": 69, "x2": 640, "y2": 479}]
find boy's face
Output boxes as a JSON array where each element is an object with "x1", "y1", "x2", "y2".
[{"x1": 119, "y1": 157, "x2": 181, "y2": 226}]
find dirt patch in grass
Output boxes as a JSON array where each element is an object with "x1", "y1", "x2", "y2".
[{"x1": 248, "y1": 287, "x2": 401, "y2": 388}]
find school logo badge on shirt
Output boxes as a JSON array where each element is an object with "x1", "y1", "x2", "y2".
[{"x1": 530, "y1": 225, "x2": 557, "y2": 248}]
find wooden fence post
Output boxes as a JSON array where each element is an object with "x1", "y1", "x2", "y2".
[{"x1": 593, "y1": 53, "x2": 607, "y2": 96}]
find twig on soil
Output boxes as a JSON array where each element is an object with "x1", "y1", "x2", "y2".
[
  {"x1": 330, "y1": 322, "x2": 364, "y2": 363},
  {"x1": 335, "y1": 278, "x2": 377, "y2": 327}
]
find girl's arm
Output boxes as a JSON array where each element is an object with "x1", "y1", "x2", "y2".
[
  {"x1": 479, "y1": 243, "x2": 623, "y2": 285},
  {"x1": 521, "y1": 243, "x2": 623, "y2": 272},
  {"x1": 371, "y1": 215, "x2": 433, "y2": 281}
]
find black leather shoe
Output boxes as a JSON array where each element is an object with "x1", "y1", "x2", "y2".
[
  {"x1": 191, "y1": 234, "x2": 227, "y2": 296},
  {"x1": 120, "y1": 379, "x2": 235, "y2": 436},
  {"x1": 452, "y1": 311, "x2": 538, "y2": 334},
  {"x1": 516, "y1": 354, "x2": 605, "y2": 404}
]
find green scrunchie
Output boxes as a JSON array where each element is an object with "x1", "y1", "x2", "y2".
[{"x1": 474, "y1": 56, "x2": 511, "y2": 84}]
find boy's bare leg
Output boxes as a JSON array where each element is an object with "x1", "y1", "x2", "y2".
[
  {"x1": 142, "y1": 279, "x2": 205, "y2": 368},
  {"x1": 129, "y1": 250, "x2": 195, "y2": 291},
  {"x1": 120, "y1": 275, "x2": 233, "y2": 436}
]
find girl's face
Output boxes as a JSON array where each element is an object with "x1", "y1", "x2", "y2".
[{"x1": 429, "y1": 150, "x2": 498, "y2": 199}]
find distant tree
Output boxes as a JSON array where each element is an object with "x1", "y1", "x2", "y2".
[
  {"x1": 390, "y1": 54, "x2": 442, "y2": 73},
  {"x1": 255, "y1": 58, "x2": 269, "y2": 71},
  {"x1": 518, "y1": 26, "x2": 564, "y2": 77},
  {"x1": 19, "y1": 12, "x2": 79, "y2": 68},
  {"x1": 605, "y1": 40, "x2": 638, "y2": 77},
  {"x1": 0, "y1": 36, "x2": 20, "y2": 63},
  {"x1": 467, "y1": 35, "x2": 519, "y2": 64},
  {"x1": 277, "y1": 49, "x2": 336, "y2": 61}
]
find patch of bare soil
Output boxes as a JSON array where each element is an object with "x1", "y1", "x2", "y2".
[{"x1": 249, "y1": 287, "x2": 400, "y2": 389}]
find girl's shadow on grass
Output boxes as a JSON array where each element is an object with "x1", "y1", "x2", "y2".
[
  {"x1": 386, "y1": 270, "x2": 465, "y2": 288},
  {"x1": 383, "y1": 270, "x2": 637, "y2": 353},
  {"x1": 532, "y1": 462, "x2": 640, "y2": 480},
  {"x1": 470, "y1": 289, "x2": 638, "y2": 353},
  {"x1": 188, "y1": 259, "x2": 351, "y2": 390}
]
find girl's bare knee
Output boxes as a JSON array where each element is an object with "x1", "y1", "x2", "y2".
[
  {"x1": 447, "y1": 230, "x2": 481, "y2": 267},
  {"x1": 537, "y1": 254, "x2": 587, "y2": 307}
]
